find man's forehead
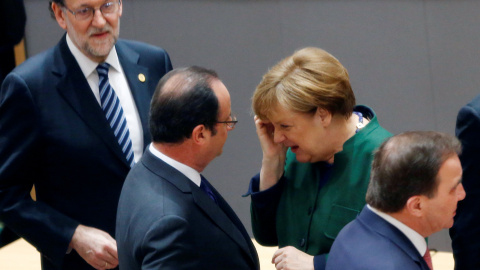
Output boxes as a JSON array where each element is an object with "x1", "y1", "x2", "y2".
[{"x1": 65, "y1": 0, "x2": 107, "y2": 7}]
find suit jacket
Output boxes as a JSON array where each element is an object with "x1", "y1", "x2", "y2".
[
  {"x1": 0, "y1": 34, "x2": 172, "y2": 270},
  {"x1": 116, "y1": 149, "x2": 260, "y2": 270},
  {"x1": 326, "y1": 206, "x2": 430, "y2": 270},
  {"x1": 450, "y1": 94, "x2": 480, "y2": 270}
]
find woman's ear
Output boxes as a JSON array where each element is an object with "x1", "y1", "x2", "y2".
[{"x1": 316, "y1": 107, "x2": 332, "y2": 127}]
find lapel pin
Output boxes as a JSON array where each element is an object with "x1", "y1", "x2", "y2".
[{"x1": 138, "y1": 73, "x2": 146, "y2": 83}]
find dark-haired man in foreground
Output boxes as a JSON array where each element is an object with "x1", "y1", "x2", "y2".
[{"x1": 116, "y1": 66, "x2": 260, "y2": 270}]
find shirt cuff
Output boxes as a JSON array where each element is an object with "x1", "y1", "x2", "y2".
[
  {"x1": 242, "y1": 172, "x2": 285, "y2": 208},
  {"x1": 314, "y1": 254, "x2": 327, "y2": 270}
]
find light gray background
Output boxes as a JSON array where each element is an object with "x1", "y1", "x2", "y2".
[{"x1": 22, "y1": 0, "x2": 480, "y2": 252}]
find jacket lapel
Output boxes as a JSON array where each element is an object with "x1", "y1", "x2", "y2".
[
  {"x1": 53, "y1": 35, "x2": 129, "y2": 167},
  {"x1": 192, "y1": 179, "x2": 257, "y2": 263},
  {"x1": 142, "y1": 150, "x2": 258, "y2": 268},
  {"x1": 115, "y1": 41, "x2": 151, "y2": 150},
  {"x1": 200, "y1": 178, "x2": 259, "y2": 265},
  {"x1": 360, "y1": 206, "x2": 430, "y2": 270}
]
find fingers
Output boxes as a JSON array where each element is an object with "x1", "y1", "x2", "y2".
[
  {"x1": 85, "y1": 245, "x2": 118, "y2": 269},
  {"x1": 94, "y1": 261, "x2": 116, "y2": 270},
  {"x1": 105, "y1": 239, "x2": 118, "y2": 260},
  {"x1": 254, "y1": 116, "x2": 267, "y2": 137},
  {"x1": 71, "y1": 225, "x2": 119, "y2": 269},
  {"x1": 253, "y1": 115, "x2": 277, "y2": 150},
  {"x1": 94, "y1": 260, "x2": 108, "y2": 270},
  {"x1": 271, "y1": 246, "x2": 315, "y2": 270},
  {"x1": 272, "y1": 247, "x2": 284, "y2": 264},
  {"x1": 96, "y1": 241, "x2": 119, "y2": 269},
  {"x1": 104, "y1": 240, "x2": 119, "y2": 266}
]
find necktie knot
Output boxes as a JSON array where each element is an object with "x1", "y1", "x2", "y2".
[{"x1": 96, "y1": 63, "x2": 110, "y2": 75}]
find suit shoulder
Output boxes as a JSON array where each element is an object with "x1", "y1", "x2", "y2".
[
  {"x1": 460, "y1": 94, "x2": 480, "y2": 114},
  {"x1": 116, "y1": 39, "x2": 172, "y2": 73},
  {"x1": 117, "y1": 39, "x2": 169, "y2": 56},
  {"x1": 10, "y1": 47, "x2": 56, "y2": 80},
  {"x1": 330, "y1": 216, "x2": 421, "y2": 269},
  {"x1": 119, "y1": 165, "x2": 185, "y2": 215}
]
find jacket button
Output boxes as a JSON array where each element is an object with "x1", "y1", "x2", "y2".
[{"x1": 300, "y1": 238, "x2": 306, "y2": 247}]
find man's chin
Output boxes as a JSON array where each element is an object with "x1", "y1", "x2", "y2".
[
  {"x1": 88, "y1": 38, "x2": 116, "y2": 54},
  {"x1": 85, "y1": 46, "x2": 114, "y2": 60}
]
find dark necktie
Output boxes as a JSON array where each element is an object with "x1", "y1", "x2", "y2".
[
  {"x1": 200, "y1": 175, "x2": 217, "y2": 204},
  {"x1": 423, "y1": 248, "x2": 433, "y2": 270},
  {"x1": 96, "y1": 63, "x2": 135, "y2": 167}
]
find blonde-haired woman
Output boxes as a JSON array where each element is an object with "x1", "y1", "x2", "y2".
[{"x1": 245, "y1": 47, "x2": 391, "y2": 270}]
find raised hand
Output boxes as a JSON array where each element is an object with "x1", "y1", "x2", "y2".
[{"x1": 254, "y1": 115, "x2": 288, "y2": 191}]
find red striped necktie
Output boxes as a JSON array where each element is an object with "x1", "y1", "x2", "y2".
[{"x1": 423, "y1": 248, "x2": 433, "y2": 270}]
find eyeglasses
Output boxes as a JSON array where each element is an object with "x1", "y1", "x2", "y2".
[
  {"x1": 62, "y1": 1, "x2": 121, "y2": 21},
  {"x1": 216, "y1": 115, "x2": 238, "y2": 130}
]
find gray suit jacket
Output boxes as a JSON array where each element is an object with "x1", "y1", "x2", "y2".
[{"x1": 116, "y1": 148, "x2": 260, "y2": 270}]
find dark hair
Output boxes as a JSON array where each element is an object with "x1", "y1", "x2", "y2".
[
  {"x1": 366, "y1": 131, "x2": 461, "y2": 213},
  {"x1": 149, "y1": 66, "x2": 220, "y2": 144},
  {"x1": 48, "y1": 0, "x2": 64, "y2": 19}
]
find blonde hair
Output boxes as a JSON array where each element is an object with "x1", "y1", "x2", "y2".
[{"x1": 252, "y1": 47, "x2": 355, "y2": 120}]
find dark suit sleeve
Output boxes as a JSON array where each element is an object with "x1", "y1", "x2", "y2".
[
  {"x1": 140, "y1": 216, "x2": 197, "y2": 270},
  {"x1": 247, "y1": 173, "x2": 286, "y2": 246},
  {"x1": 0, "y1": 73, "x2": 79, "y2": 267},
  {"x1": 450, "y1": 103, "x2": 480, "y2": 269}
]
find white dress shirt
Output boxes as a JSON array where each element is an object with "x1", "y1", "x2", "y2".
[
  {"x1": 66, "y1": 34, "x2": 143, "y2": 162},
  {"x1": 368, "y1": 205, "x2": 427, "y2": 257},
  {"x1": 149, "y1": 144, "x2": 201, "y2": 187}
]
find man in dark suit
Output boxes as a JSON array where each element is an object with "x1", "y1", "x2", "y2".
[
  {"x1": 116, "y1": 66, "x2": 260, "y2": 270},
  {"x1": 450, "y1": 94, "x2": 480, "y2": 270},
  {"x1": 326, "y1": 131, "x2": 465, "y2": 270},
  {"x1": 0, "y1": 0, "x2": 172, "y2": 269}
]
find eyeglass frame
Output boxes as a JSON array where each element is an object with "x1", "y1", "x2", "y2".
[
  {"x1": 216, "y1": 115, "x2": 238, "y2": 129},
  {"x1": 61, "y1": 0, "x2": 121, "y2": 21}
]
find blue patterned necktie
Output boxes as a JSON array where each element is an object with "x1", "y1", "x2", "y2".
[{"x1": 96, "y1": 63, "x2": 135, "y2": 167}]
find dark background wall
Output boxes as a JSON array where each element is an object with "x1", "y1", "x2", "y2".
[{"x1": 22, "y1": 0, "x2": 480, "y2": 252}]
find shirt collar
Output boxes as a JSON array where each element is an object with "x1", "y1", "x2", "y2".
[
  {"x1": 148, "y1": 144, "x2": 201, "y2": 187},
  {"x1": 368, "y1": 204, "x2": 427, "y2": 256},
  {"x1": 65, "y1": 33, "x2": 122, "y2": 77}
]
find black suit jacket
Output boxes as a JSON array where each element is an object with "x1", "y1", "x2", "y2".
[
  {"x1": 0, "y1": 34, "x2": 172, "y2": 269},
  {"x1": 450, "y1": 94, "x2": 480, "y2": 270},
  {"x1": 116, "y1": 149, "x2": 260, "y2": 270},
  {"x1": 327, "y1": 206, "x2": 431, "y2": 270}
]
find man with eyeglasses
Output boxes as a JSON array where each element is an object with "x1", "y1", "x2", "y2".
[
  {"x1": 0, "y1": 0, "x2": 172, "y2": 269},
  {"x1": 115, "y1": 66, "x2": 259, "y2": 270}
]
